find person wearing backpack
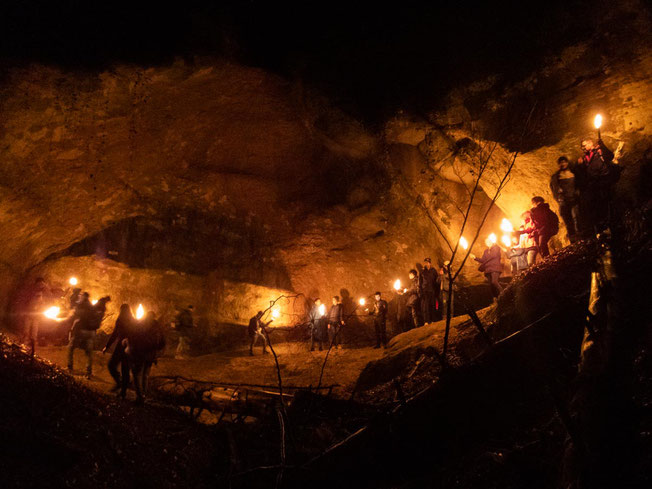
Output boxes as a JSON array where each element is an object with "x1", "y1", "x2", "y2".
[
  {"x1": 67, "y1": 292, "x2": 97, "y2": 378},
  {"x1": 122, "y1": 311, "x2": 166, "y2": 404},
  {"x1": 529, "y1": 196, "x2": 559, "y2": 258}
]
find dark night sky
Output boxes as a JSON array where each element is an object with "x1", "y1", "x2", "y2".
[{"x1": 1, "y1": 0, "x2": 600, "y2": 121}]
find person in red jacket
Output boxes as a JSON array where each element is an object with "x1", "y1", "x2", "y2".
[
  {"x1": 529, "y1": 196, "x2": 559, "y2": 258},
  {"x1": 474, "y1": 238, "x2": 504, "y2": 301}
]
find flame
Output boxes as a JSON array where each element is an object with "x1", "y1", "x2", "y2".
[
  {"x1": 91, "y1": 299, "x2": 98, "y2": 305},
  {"x1": 136, "y1": 304, "x2": 145, "y2": 320},
  {"x1": 69, "y1": 277, "x2": 78, "y2": 286},
  {"x1": 271, "y1": 308, "x2": 280, "y2": 319},
  {"x1": 318, "y1": 303, "x2": 326, "y2": 316},
  {"x1": 488, "y1": 233, "x2": 497, "y2": 244},
  {"x1": 393, "y1": 279, "x2": 401, "y2": 291},
  {"x1": 500, "y1": 218, "x2": 514, "y2": 233},
  {"x1": 459, "y1": 237, "x2": 469, "y2": 250},
  {"x1": 44, "y1": 306, "x2": 60, "y2": 320},
  {"x1": 594, "y1": 114, "x2": 603, "y2": 129},
  {"x1": 358, "y1": 298, "x2": 366, "y2": 306},
  {"x1": 501, "y1": 234, "x2": 512, "y2": 247}
]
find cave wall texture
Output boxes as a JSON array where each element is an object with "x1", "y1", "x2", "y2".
[{"x1": 1, "y1": 1, "x2": 650, "y2": 337}]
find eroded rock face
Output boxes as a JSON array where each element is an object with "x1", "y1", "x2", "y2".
[
  {"x1": 12, "y1": 256, "x2": 300, "y2": 338},
  {"x1": 1, "y1": 3, "x2": 650, "y2": 337}
]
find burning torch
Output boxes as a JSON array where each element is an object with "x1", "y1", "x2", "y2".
[{"x1": 594, "y1": 114, "x2": 603, "y2": 140}]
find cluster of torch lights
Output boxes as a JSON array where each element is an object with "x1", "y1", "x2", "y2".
[
  {"x1": 43, "y1": 113, "x2": 607, "y2": 325},
  {"x1": 42, "y1": 277, "x2": 146, "y2": 322}
]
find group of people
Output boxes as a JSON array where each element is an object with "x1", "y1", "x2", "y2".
[
  {"x1": 477, "y1": 136, "x2": 620, "y2": 301},
  {"x1": 101, "y1": 303, "x2": 166, "y2": 404}
]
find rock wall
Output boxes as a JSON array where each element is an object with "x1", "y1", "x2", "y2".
[
  {"x1": 1, "y1": 2, "x2": 650, "y2": 333},
  {"x1": 11, "y1": 256, "x2": 300, "y2": 337}
]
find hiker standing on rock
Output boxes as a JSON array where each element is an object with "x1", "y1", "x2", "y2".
[
  {"x1": 402, "y1": 269, "x2": 421, "y2": 329},
  {"x1": 529, "y1": 196, "x2": 559, "y2": 258},
  {"x1": 440, "y1": 262, "x2": 454, "y2": 317},
  {"x1": 103, "y1": 303, "x2": 134, "y2": 392},
  {"x1": 550, "y1": 156, "x2": 580, "y2": 242},
  {"x1": 419, "y1": 258, "x2": 440, "y2": 323},
  {"x1": 369, "y1": 291, "x2": 388, "y2": 349},
  {"x1": 474, "y1": 238, "x2": 504, "y2": 302},
  {"x1": 577, "y1": 137, "x2": 618, "y2": 234},
  {"x1": 248, "y1": 311, "x2": 271, "y2": 356},
  {"x1": 327, "y1": 296, "x2": 344, "y2": 349},
  {"x1": 174, "y1": 305, "x2": 194, "y2": 359}
]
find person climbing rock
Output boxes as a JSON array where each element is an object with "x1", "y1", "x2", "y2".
[
  {"x1": 474, "y1": 238, "x2": 504, "y2": 301},
  {"x1": 103, "y1": 303, "x2": 134, "y2": 392},
  {"x1": 550, "y1": 156, "x2": 580, "y2": 242},
  {"x1": 309, "y1": 298, "x2": 326, "y2": 351},
  {"x1": 327, "y1": 296, "x2": 344, "y2": 349},
  {"x1": 369, "y1": 291, "x2": 388, "y2": 348},
  {"x1": 248, "y1": 311, "x2": 271, "y2": 355},
  {"x1": 577, "y1": 137, "x2": 618, "y2": 234},
  {"x1": 174, "y1": 305, "x2": 194, "y2": 359},
  {"x1": 419, "y1": 257, "x2": 440, "y2": 323},
  {"x1": 530, "y1": 196, "x2": 559, "y2": 258},
  {"x1": 67, "y1": 292, "x2": 96, "y2": 378}
]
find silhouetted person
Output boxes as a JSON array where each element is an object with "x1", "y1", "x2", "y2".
[
  {"x1": 474, "y1": 238, "x2": 504, "y2": 301},
  {"x1": 550, "y1": 156, "x2": 580, "y2": 242},
  {"x1": 103, "y1": 304, "x2": 134, "y2": 392},
  {"x1": 67, "y1": 292, "x2": 96, "y2": 378},
  {"x1": 440, "y1": 262, "x2": 454, "y2": 317},
  {"x1": 248, "y1": 311, "x2": 271, "y2": 355},
  {"x1": 123, "y1": 311, "x2": 166, "y2": 405},
  {"x1": 309, "y1": 298, "x2": 326, "y2": 351},
  {"x1": 519, "y1": 211, "x2": 538, "y2": 267},
  {"x1": 327, "y1": 296, "x2": 344, "y2": 349},
  {"x1": 369, "y1": 292, "x2": 388, "y2": 348},
  {"x1": 174, "y1": 305, "x2": 194, "y2": 359},
  {"x1": 90, "y1": 296, "x2": 111, "y2": 329},
  {"x1": 69, "y1": 287, "x2": 82, "y2": 310},
  {"x1": 401, "y1": 270, "x2": 421, "y2": 329},
  {"x1": 577, "y1": 137, "x2": 617, "y2": 234},
  {"x1": 530, "y1": 196, "x2": 559, "y2": 258},
  {"x1": 25, "y1": 291, "x2": 46, "y2": 358},
  {"x1": 419, "y1": 257, "x2": 440, "y2": 323}
]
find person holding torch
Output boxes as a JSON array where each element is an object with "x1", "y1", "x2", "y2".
[
  {"x1": 577, "y1": 115, "x2": 618, "y2": 234},
  {"x1": 309, "y1": 298, "x2": 326, "y2": 351},
  {"x1": 369, "y1": 291, "x2": 388, "y2": 349}
]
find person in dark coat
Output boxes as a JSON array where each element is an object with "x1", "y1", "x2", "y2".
[
  {"x1": 248, "y1": 311, "x2": 271, "y2": 355},
  {"x1": 577, "y1": 138, "x2": 617, "y2": 234},
  {"x1": 327, "y1": 296, "x2": 344, "y2": 349},
  {"x1": 103, "y1": 304, "x2": 134, "y2": 392},
  {"x1": 529, "y1": 196, "x2": 559, "y2": 258},
  {"x1": 122, "y1": 311, "x2": 166, "y2": 404},
  {"x1": 474, "y1": 238, "x2": 504, "y2": 300},
  {"x1": 369, "y1": 291, "x2": 388, "y2": 348},
  {"x1": 550, "y1": 156, "x2": 580, "y2": 242},
  {"x1": 309, "y1": 298, "x2": 326, "y2": 351},
  {"x1": 67, "y1": 292, "x2": 96, "y2": 378},
  {"x1": 402, "y1": 270, "x2": 421, "y2": 329},
  {"x1": 419, "y1": 257, "x2": 440, "y2": 323}
]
